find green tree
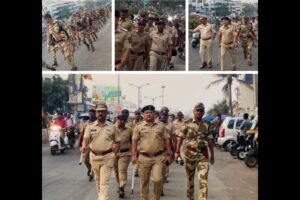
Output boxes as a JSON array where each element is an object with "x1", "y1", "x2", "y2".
[
  {"x1": 242, "y1": 3, "x2": 256, "y2": 17},
  {"x1": 84, "y1": 0, "x2": 96, "y2": 10},
  {"x1": 59, "y1": 7, "x2": 72, "y2": 19},
  {"x1": 207, "y1": 99, "x2": 229, "y2": 116},
  {"x1": 206, "y1": 75, "x2": 253, "y2": 116},
  {"x1": 215, "y1": 4, "x2": 230, "y2": 17},
  {"x1": 42, "y1": 75, "x2": 69, "y2": 114}
]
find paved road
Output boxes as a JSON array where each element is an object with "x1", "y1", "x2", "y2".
[
  {"x1": 189, "y1": 34, "x2": 258, "y2": 71},
  {"x1": 42, "y1": 144, "x2": 257, "y2": 200},
  {"x1": 42, "y1": 17, "x2": 112, "y2": 71}
]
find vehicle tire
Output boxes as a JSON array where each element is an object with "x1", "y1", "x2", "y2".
[
  {"x1": 230, "y1": 146, "x2": 238, "y2": 156},
  {"x1": 50, "y1": 146, "x2": 57, "y2": 155},
  {"x1": 244, "y1": 155, "x2": 258, "y2": 167},
  {"x1": 237, "y1": 149, "x2": 247, "y2": 160},
  {"x1": 60, "y1": 149, "x2": 64, "y2": 154},
  {"x1": 222, "y1": 141, "x2": 231, "y2": 152},
  {"x1": 191, "y1": 41, "x2": 197, "y2": 48}
]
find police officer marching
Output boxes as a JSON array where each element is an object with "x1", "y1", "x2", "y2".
[
  {"x1": 175, "y1": 103, "x2": 215, "y2": 200},
  {"x1": 81, "y1": 103, "x2": 121, "y2": 200},
  {"x1": 131, "y1": 105, "x2": 172, "y2": 200},
  {"x1": 114, "y1": 114, "x2": 133, "y2": 198}
]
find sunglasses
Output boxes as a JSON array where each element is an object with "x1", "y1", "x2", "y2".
[{"x1": 195, "y1": 109, "x2": 204, "y2": 112}]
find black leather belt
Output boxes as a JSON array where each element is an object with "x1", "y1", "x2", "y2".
[
  {"x1": 152, "y1": 50, "x2": 167, "y2": 56},
  {"x1": 91, "y1": 148, "x2": 113, "y2": 156},
  {"x1": 140, "y1": 151, "x2": 163, "y2": 157},
  {"x1": 119, "y1": 148, "x2": 130, "y2": 153},
  {"x1": 130, "y1": 50, "x2": 145, "y2": 56}
]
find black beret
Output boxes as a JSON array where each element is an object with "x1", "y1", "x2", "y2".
[{"x1": 141, "y1": 105, "x2": 155, "y2": 113}]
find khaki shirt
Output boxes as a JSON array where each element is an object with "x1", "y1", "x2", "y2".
[
  {"x1": 132, "y1": 121, "x2": 170, "y2": 153},
  {"x1": 117, "y1": 126, "x2": 133, "y2": 156},
  {"x1": 178, "y1": 119, "x2": 213, "y2": 151},
  {"x1": 132, "y1": 119, "x2": 143, "y2": 130},
  {"x1": 164, "y1": 26, "x2": 178, "y2": 38},
  {"x1": 130, "y1": 30, "x2": 149, "y2": 53},
  {"x1": 196, "y1": 23, "x2": 215, "y2": 40},
  {"x1": 173, "y1": 119, "x2": 184, "y2": 136},
  {"x1": 219, "y1": 25, "x2": 237, "y2": 45},
  {"x1": 150, "y1": 31, "x2": 172, "y2": 53},
  {"x1": 84, "y1": 120, "x2": 120, "y2": 152},
  {"x1": 119, "y1": 18, "x2": 135, "y2": 32},
  {"x1": 144, "y1": 24, "x2": 156, "y2": 34},
  {"x1": 115, "y1": 27, "x2": 131, "y2": 60}
]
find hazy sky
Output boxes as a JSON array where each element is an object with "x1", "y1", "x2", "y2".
[{"x1": 45, "y1": 74, "x2": 248, "y2": 116}]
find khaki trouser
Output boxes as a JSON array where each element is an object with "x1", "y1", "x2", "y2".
[
  {"x1": 139, "y1": 154, "x2": 165, "y2": 200},
  {"x1": 199, "y1": 39, "x2": 213, "y2": 64},
  {"x1": 114, "y1": 153, "x2": 131, "y2": 188},
  {"x1": 149, "y1": 51, "x2": 167, "y2": 71},
  {"x1": 90, "y1": 152, "x2": 115, "y2": 200},
  {"x1": 185, "y1": 152, "x2": 209, "y2": 200},
  {"x1": 83, "y1": 147, "x2": 93, "y2": 175},
  {"x1": 220, "y1": 44, "x2": 236, "y2": 70},
  {"x1": 128, "y1": 53, "x2": 144, "y2": 71}
]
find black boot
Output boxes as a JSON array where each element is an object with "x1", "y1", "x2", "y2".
[
  {"x1": 134, "y1": 170, "x2": 139, "y2": 177},
  {"x1": 52, "y1": 60, "x2": 58, "y2": 67},
  {"x1": 86, "y1": 44, "x2": 90, "y2": 51},
  {"x1": 180, "y1": 160, "x2": 184, "y2": 166},
  {"x1": 161, "y1": 189, "x2": 164, "y2": 196},
  {"x1": 119, "y1": 187, "x2": 125, "y2": 198}
]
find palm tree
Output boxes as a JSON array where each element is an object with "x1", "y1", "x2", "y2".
[{"x1": 206, "y1": 75, "x2": 253, "y2": 116}]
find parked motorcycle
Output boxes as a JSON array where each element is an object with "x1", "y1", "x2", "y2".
[
  {"x1": 245, "y1": 130, "x2": 258, "y2": 167},
  {"x1": 191, "y1": 32, "x2": 200, "y2": 48}
]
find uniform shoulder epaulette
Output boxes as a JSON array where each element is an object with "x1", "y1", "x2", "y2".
[
  {"x1": 184, "y1": 118, "x2": 193, "y2": 123},
  {"x1": 120, "y1": 27, "x2": 128, "y2": 32}
]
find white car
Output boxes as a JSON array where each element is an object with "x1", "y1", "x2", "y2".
[{"x1": 217, "y1": 116, "x2": 243, "y2": 151}]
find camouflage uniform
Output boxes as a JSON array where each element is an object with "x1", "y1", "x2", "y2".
[
  {"x1": 178, "y1": 104, "x2": 213, "y2": 200},
  {"x1": 237, "y1": 17, "x2": 255, "y2": 65},
  {"x1": 46, "y1": 20, "x2": 77, "y2": 70},
  {"x1": 75, "y1": 14, "x2": 95, "y2": 51}
]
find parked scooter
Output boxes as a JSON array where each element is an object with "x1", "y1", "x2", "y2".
[
  {"x1": 230, "y1": 130, "x2": 245, "y2": 157},
  {"x1": 236, "y1": 133, "x2": 254, "y2": 160},
  {"x1": 48, "y1": 125, "x2": 69, "y2": 155},
  {"x1": 191, "y1": 32, "x2": 200, "y2": 48},
  {"x1": 244, "y1": 130, "x2": 258, "y2": 167}
]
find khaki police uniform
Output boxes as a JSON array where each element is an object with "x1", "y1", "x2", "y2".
[
  {"x1": 128, "y1": 30, "x2": 149, "y2": 70},
  {"x1": 196, "y1": 23, "x2": 216, "y2": 66},
  {"x1": 81, "y1": 120, "x2": 96, "y2": 176},
  {"x1": 149, "y1": 31, "x2": 172, "y2": 71},
  {"x1": 119, "y1": 18, "x2": 135, "y2": 32},
  {"x1": 173, "y1": 119, "x2": 185, "y2": 160},
  {"x1": 114, "y1": 126, "x2": 133, "y2": 189},
  {"x1": 219, "y1": 25, "x2": 237, "y2": 70},
  {"x1": 133, "y1": 121, "x2": 170, "y2": 200},
  {"x1": 115, "y1": 27, "x2": 131, "y2": 66},
  {"x1": 84, "y1": 120, "x2": 120, "y2": 200}
]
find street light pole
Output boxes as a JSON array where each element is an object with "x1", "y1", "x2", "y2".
[
  {"x1": 144, "y1": 96, "x2": 162, "y2": 107},
  {"x1": 129, "y1": 83, "x2": 150, "y2": 109}
]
